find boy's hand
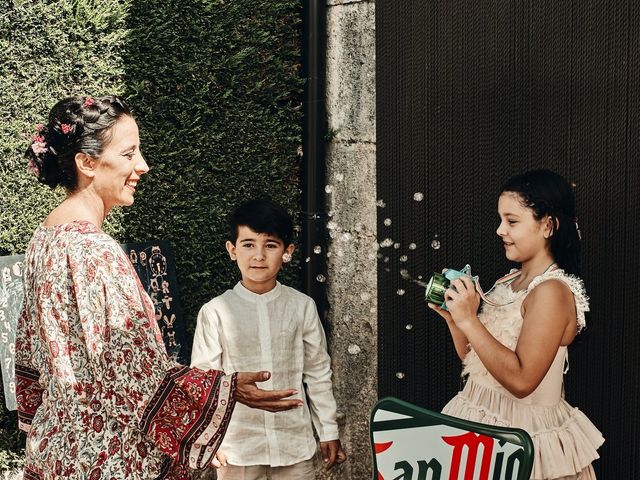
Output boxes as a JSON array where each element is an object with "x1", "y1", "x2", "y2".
[
  {"x1": 320, "y1": 439, "x2": 347, "y2": 469},
  {"x1": 234, "y1": 371, "x2": 303, "y2": 412},
  {"x1": 208, "y1": 451, "x2": 227, "y2": 469}
]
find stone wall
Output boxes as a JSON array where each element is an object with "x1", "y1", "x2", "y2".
[{"x1": 322, "y1": 1, "x2": 376, "y2": 479}]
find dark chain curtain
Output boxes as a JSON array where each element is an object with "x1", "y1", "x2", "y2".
[{"x1": 376, "y1": 1, "x2": 639, "y2": 477}]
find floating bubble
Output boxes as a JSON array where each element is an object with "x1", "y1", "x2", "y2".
[
  {"x1": 314, "y1": 245, "x2": 322, "y2": 254},
  {"x1": 405, "y1": 324, "x2": 414, "y2": 330},
  {"x1": 399, "y1": 255, "x2": 408, "y2": 262},
  {"x1": 396, "y1": 372, "x2": 406, "y2": 379},
  {"x1": 326, "y1": 252, "x2": 332, "y2": 258},
  {"x1": 328, "y1": 210, "x2": 335, "y2": 217},
  {"x1": 383, "y1": 218, "x2": 392, "y2": 226},
  {"x1": 341, "y1": 232, "x2": 353, "y2": 242},
  {"x1": 316, "y1": 274, "x2": 326, "y2": 282},
  {"x1": 409, "y1": 243, "x2": 417, "y2": 250},
  {"x1": 383, "y1": 257, "x2": 390, "y2": 263},
  {"x1": 413, "y1": 192, "x2": 424, "y2": 201},
  {"x1": 397, "y1": 289, "x2": 405, "y2": 296},
  {"x1": 376, "y1": 199, "x2": 386, "y2": 208},
  {"x1": 325, "y1": 185, "x2": 334, "y2": 194},
  {"x1": 305, "y1": 257, "x2": 311, "y2": 263},
  {"x1": 347, "y1": 344, "x2": 361, "y2": 355},
  {"x1": 417, "y1": 275, "x2": 423, "y2": 280},
  {"x1": 380, "y1": 238, "x2": 394, "y2": 248},
  {"x1": 327, "y1": 220, "x2": 338, "y2": 230},
  {"x1": 400, "y1": 269, "x2": 409, "y2": 278},
  {"x1": 335, "y1": 173, "x2": 344, "y2": 182},
  {"x1": 431, "y1": 239, "x2": 441, "y2": 250},
  {"x1": 394, "y1": 243, "x2": 401, "y2": 249}
]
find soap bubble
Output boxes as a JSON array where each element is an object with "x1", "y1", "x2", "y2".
[
  {"x1": 395, "y1": 372, "x2": 406, "y2": 379},
  {"x1": 413, "y1": 192, "x2": 424, "y2": 201},
  {"x1": 397, "y1": 289, "x2": 405, "y2": 296},
  {"x1": 409, "y1": 243, "x2": 417, "y2": 250},
  {"x1": 431, "y1": 239, "x2": 441, "y2": 250},
  {"x1": 316, "y1": 274, "x2": 326, "y2": 283},
  {"x1": 313, "y1": 245, "x2": 322, "y2": 254},
  {"x1": 383, "y1": 218, "x2": 392, "y2": 226},
  {"x1": 325, "y1": 185, "x2": 334, "y2": 193}
]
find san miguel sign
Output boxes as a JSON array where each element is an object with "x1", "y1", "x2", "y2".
[{"x1": 370, "y1": 398, "x2": 533, "y2": 480}]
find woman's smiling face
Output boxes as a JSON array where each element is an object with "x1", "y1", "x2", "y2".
[{"x1": 91, "y1": 115, "x2": 148, "y2": 211}]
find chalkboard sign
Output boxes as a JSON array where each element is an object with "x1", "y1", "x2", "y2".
[
  {"x1": 121, "y1": 240, "x2": 187, "y2": 364},
  {"x1": 0, "y1": 240, "x2": 186, "y2": 411},
  {"x1": 0, "y1": 255, "x2": 25, "y2": 411}
]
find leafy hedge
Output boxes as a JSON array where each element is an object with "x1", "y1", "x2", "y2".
[{"x1": 0, "y1": 0, "x2": 302, "y2": 467}]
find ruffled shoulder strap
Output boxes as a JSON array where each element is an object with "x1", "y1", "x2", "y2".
[{"x1": 527, "y1": 268, "x2": 590, "y2": 332}]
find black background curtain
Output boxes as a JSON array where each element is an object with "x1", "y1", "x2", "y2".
[{"x1": 376, "y1": 1, "x2": 639, "y2": 477}]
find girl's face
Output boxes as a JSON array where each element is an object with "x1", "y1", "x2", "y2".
[{"x1": 496, "y1": 192, "x2": 552, "y2": 264}]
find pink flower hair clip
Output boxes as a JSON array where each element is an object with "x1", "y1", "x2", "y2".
[
  {"x1": 60, "y1": 123, "x2": 73, "y2": 134},
  {"x1": 83, "y1": 97, "x2": 95, "y2": 107}
]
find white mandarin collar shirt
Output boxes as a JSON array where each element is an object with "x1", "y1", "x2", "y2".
[{"x1": 191, "y1": 281, "x2": 339, "y2": 467}]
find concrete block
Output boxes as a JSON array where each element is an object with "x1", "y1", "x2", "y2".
[{"x1": 326, "y1": 2, "x2": 376, "y2": 144}]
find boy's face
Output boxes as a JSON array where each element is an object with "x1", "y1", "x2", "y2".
[{"x1": 226, "y1": 225, "x2": 295, "y2": 294}]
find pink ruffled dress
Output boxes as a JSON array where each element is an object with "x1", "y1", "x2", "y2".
[{"x1": 442, "y1": 269, "x2": 604, "y2": 480}]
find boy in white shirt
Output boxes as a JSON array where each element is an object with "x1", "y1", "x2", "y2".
[{"x1": 191, "y1": 199, "x2": 346, "y2": 479}]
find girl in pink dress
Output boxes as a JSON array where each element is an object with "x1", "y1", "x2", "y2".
[{"x1": 430, "y1": 170, "x2": 604, "y2": 479}]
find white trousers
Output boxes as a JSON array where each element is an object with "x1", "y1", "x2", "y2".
[{"x1": 216, "y1": 457, "x2": 316, "y2": 480}]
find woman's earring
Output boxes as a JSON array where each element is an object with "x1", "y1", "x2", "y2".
[{"x1": 282, "y1": 252, "x2": 292, "y2": 263}]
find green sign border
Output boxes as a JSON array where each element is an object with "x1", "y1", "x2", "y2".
[{"x1": 370, "y1": 396, "x2": 534, "y2": 480}]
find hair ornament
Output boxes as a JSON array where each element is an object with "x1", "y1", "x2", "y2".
[
  {"x1": 31, "y1": 141, "x2": 48, "y2": 155},
  {"x1": 60, "y1": 123, "x2": 74, "y2": 134},
  {"x1": 83, "y1": 97, "x2": 95, "y2": 107}
]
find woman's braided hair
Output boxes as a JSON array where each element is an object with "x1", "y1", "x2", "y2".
[{"x1": 26, "y1": 95, "x2": 131, "y2": 191}]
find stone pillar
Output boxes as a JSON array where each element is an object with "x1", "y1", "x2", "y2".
[{"x1": 322, "y1": 1, "x2": 376, "y2": 479}]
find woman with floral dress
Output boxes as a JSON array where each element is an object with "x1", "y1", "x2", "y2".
[{"x1": 16, "y1": 95, "x2": 302, "y2": 479}]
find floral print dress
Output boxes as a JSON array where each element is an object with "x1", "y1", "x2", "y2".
[{"x1": 16, "y1": 221, "x2": 236, "y2": 479}]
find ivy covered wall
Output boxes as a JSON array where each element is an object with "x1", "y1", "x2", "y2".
[{"x1": 0, "y1": 0, "x2": 302, "y2": 465}]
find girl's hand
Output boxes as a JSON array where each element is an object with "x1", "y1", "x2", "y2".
[
  {"x1": 427, "y1": 302, "x2": 453, "y2": 323},
  {"x1": 444, "y1": 276, "x2": 481, "y2": 329}
]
